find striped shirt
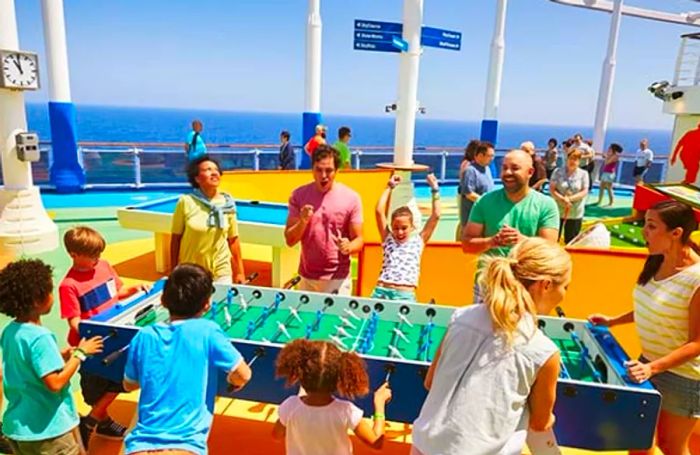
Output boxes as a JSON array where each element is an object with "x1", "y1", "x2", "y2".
[{"x1": 634, "y1": 262, "x2": 700, "y2": 380}]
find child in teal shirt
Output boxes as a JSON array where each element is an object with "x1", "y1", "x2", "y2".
[{"x1": 0, "y1": 259, "x2": 102, "y2": 455}]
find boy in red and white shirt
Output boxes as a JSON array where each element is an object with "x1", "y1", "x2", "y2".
[{"x1": 59, "y1": 226, "x2": 146, "y2": 447}]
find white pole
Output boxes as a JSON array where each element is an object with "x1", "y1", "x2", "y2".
[
  {"x1": 0, "y1": 0, "x2": 58, "y2": 254},
  {"x1": 305, "y1": 0, "x2": 321, "y2": 113},
  {"x1": 40, "y1": 0, "x2": 71, "y2": 101},
  {"x1": 393, "y1": 0, "x2": 423, "y2": 167},
  {"x1": 484, "y1": 0, "x2": 507, "y2": 121},
  {"x1": 0, "y1": 0, "x2": 32, "y2": 189},
  {"x1": 592, "y1": 0, "x2": 624, "y2": 154}
]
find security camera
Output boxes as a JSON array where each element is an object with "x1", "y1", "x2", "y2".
[
  {"x1": 385, "y1": 103, "x2": 397, "y2": 113},
  {"x1": 647, "y1": 80, "x2": 684, "y2": 101}
]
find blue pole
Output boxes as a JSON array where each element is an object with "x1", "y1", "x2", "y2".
[{"x1": 48, "y1": 101, "x2": 85, "y2": 192}]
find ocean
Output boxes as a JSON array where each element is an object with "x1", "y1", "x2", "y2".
[{"x1": 26, "y1": 104, "x2": 672, "y2": 155}]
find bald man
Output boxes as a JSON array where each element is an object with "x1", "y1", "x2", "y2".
[{"x1": 462, "y1": 149, "x2": 560, "y2": 303}]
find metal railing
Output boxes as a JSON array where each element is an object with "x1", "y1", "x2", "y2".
[
  {"x1": 674, "y1": 33, "x2": 700, "y2": 86},
  {"x1": 18, "y1": 142, "x2": 669, "y2": 190}
]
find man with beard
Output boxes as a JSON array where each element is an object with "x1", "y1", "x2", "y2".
[
  {"x1": 461, "y1": 149, "x2": 560, "y2": 304},
  {"x1": 285, "y1": 145, "x2": 364, "y2": 295}
]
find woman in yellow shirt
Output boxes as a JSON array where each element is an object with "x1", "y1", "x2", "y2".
[
  {"x1": 589, "y1": 201, "x2": 700, "y2": 455},
  {"x1": 170, "y1": 156, "x2": 245, "y2": 284}
]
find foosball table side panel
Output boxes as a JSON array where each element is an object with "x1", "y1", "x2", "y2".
[{"x1": 553, "y1": 380, "x2": 661, "y2": 450}]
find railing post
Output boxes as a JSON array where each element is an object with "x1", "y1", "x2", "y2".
[
  {"x1": 254, "y1": 149, "x2": 261, "y2": 171},
  {"x1": 355, "y1": 150, "x2": 362, "y2": 170},
  {"x1": 133, "y1": 147, "x2": 142, "y2": 187},
  {"x1": 440, "y1": 150, "x2": 448, "y2": 182}
]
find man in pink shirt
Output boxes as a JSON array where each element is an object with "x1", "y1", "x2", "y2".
[{"x1": 285, "y1": 145, "x2": 364, "y2": 295}]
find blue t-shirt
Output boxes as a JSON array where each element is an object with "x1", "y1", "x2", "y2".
[
  {"x1": 459, "y1": 163, "x2": 494, "y2": 225},
  {"x1": 1, "y1": 322, "x2": 78, "y2": 441},
  {"x1": 124, "y1": 318, "x2": 243, "y2": 455},
  {"x1": 186, "y1": 131, "x2": 207, "y2": 161}
]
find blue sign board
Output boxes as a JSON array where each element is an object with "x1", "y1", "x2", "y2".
[
  {"x1": 421, "y1": 26, "x2": 462, "y2": 51},
  {"x1": 353, "y1": 40, "x2": 400, "y2": 53},
  {"x1": 353, "y1": 19, "x2": 461, "y2": 53},
  {"x1": 353, "y1": 20, "x2": 403, "y2": 54},
  {"x1": 354, "y1": 20, "x2": 403, "y2": 33}
]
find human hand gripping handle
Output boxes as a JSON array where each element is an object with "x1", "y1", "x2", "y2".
[
  {"x1": 77, "y1": 336, "x2": 104, "y2": 357},
  {"x1": 373, "y1": 382, "x2": 392, "y2": 409},
  {"x1": 624, "y1": 359, "x2": 653, "y2": 383},
  {"x1": 587, "y1": 314, "x2": 613, "y2": 327}
]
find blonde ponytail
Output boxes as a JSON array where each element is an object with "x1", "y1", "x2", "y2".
[{"x1": 479, "y1": 237, "x2": 571, "y2": 344}]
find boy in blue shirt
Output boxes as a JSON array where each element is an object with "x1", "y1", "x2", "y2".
[
  {"x1": 123, "y1": 263, "x2": 252, "y2": 455},
  {"x1": 0, "y1": 259, "x2": 103, "y2": 455}
]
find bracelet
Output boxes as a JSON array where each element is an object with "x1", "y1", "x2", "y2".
[
  {"x1": 72, "y1": 348, "x2": 87, "y2": 362},
  {"x1": 373, "y1": 413, "x2": 385, "y2": 420}
]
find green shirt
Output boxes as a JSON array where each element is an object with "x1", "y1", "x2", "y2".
[
  {"x1": 1, "y1": 322, "x2": 79, "y2": 441},
  {"x1": 171, "y1": 194, "x2": 239, "y2": 279},
  {"x1": 469, "y1": 188, "x2": 559, "y2": 263},
  {"x1": 333, "y1": 141, "x2": 351, "y2": 168}
]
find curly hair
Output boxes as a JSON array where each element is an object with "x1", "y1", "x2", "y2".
[
  {"x1": 275, "y1": 339, "x2": 369, "y2": 399},
  {"x1": 0, "y1": 259, "x2": 53, "y2": 319},
  {"x1": 186, "y1": 155, "x2": 222, "y2": 189}
]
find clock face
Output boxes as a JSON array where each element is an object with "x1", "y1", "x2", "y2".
[{"x1": 1, "y1": 53, "x2": 39, "y2": 90}]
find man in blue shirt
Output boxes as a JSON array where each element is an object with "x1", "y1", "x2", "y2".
[
  {"x1": 458, "y1": 141, "x2": 495, "y2": 235},
  {"x1": 123, "y1": 264, "x2": 252, "y2": 455},
  {"x1": 184, "y1": 120, "x2": 207, "y2": 161}
]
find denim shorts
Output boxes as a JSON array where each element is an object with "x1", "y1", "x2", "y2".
[
  {"x1": 642, "y1": 358, "x2": 700, "y2": 417},
  {"x1": 600, "y1": 172, "x2": 615, "y2": 183},
  {"x1": 370, "y1": 286, "x2": 416, "y2": 302}
]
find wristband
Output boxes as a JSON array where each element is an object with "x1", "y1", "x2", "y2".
[
  {"x1": 72, "y1": 348, "x2": 87, "y2": 362},
  {"x1": 373, "y1": 413, "x2": 385, "y2": 420}
]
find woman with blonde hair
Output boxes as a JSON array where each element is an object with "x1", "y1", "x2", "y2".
[{"x1": 412, "y1": 237, "x2": 571, "y2": 455}]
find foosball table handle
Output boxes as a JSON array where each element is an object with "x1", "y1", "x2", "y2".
[{"x1": 102, "y1": 344, "x2": 129, "y2": 366}]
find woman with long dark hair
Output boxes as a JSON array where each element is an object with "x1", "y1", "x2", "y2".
[{"x1": 589, "y1": 200, "x2": 700, "y2": 455}]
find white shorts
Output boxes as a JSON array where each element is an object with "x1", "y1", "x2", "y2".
[{"x1": 298, "y1": 276, "x2": 352, "y2": 295}]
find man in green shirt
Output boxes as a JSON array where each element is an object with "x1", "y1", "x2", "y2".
[
  {"x1": 462, "y1": 149, "x2": 560, "y2": 303},
  {"x1": 333, "y1": 126, "x2": 352, "y2": 169}
]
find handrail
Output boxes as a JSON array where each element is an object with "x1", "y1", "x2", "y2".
[{"x1": 24, "y1": 142, "x2": 670, "y2": 190}]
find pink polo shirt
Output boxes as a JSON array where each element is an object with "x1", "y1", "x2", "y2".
[{"x1": 289, "y1": 182, "x2": 363, "y2": 280}]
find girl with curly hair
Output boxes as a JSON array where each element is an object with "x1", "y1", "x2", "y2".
[{"x1": 272, "y1": 339, "x2": 392, "y2": 454}]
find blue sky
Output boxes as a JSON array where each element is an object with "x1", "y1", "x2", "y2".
[{"x1": 13, "y1": 0, "x2": 700, "y2": 129}]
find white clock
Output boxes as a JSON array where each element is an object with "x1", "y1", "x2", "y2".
[{"x1": 0, "y1": 50, "x2": 39, "y2": 91}]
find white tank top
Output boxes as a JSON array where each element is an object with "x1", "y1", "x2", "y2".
[
  {"x1": 412, "y1": 305, "x2": 558, "y2": 455},
  {"x1": 378, "y1": 232, "x2": 424, "y2": 286}
]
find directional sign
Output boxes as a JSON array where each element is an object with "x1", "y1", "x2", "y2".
[
  {"x1": 353, "y1": 19, "x2": 462, "y2": 53},
  {"x1": 420, "y1": 26, "x2": 462, "y2": 51},
  {"x1": 353, "y1": 40, "x2": 400, "y2": 53},
  {"x1": 354, "y1": 20, "x2": 403, "y2": 33},
  {"x1": 353, "y1": 20, "x2": 403, "y2": 53}
]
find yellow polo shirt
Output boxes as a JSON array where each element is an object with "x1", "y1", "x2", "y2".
[{"x1": 171, "y1": 194, "x2": 239, "y2": 279}]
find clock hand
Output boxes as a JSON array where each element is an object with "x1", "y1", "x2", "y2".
[{"x1": 12, "y1": 55, "x2": 22, "y2": 75}]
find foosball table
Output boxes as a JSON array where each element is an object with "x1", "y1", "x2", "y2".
[{"x1": 80, "y1": 281, "x2": 661, "y2": 451}]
